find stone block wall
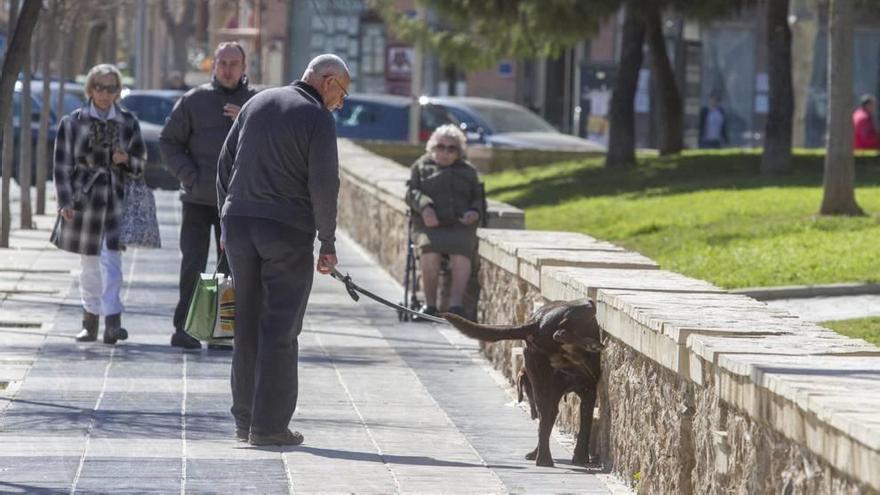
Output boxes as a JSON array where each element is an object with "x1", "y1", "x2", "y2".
[{"x1": 337, "y1": 139, "x2": 880, "y2": 494}]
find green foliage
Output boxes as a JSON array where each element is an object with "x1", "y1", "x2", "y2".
[
  {"x1": 372, "y1": 0, "x2": 618, "y2": 70},
  {"x1": 484, "y1": 150, "x2": 880, "y2": 289},
  {"x1": 373, "y1": 0, "x2": 753, "y2": 70},
  {"x1": 822, "y1": 318, "x2": 880, "y2": 346}
]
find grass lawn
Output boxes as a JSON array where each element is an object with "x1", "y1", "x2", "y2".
[
  {"x1": 483, "y1": 149, "x2": 880, "y2": 289},
  {"x1": 822, "y1": 317, "x2": 880, "y2": 346}
]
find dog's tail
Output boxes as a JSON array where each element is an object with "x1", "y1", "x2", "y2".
[{"x1": 441, "y1": 313, "x2": 538, "y2": 341}]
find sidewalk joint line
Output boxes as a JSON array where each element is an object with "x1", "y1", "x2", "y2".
[
  {"x1": 313, "y1": 332, "x2": 402, "y2": 494},
  {"x1": 69, "y1": 347, "x2": 116, "y2": 495},
  {"x1": 180, "y1": 353, "x2": 188, "y2": 495}
]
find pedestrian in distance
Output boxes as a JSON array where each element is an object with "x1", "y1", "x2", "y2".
[
  {"x1": 698, "y1": 93, "x2": 727, "y2": 149},
  {"x1": 217, "y1": 53, "x2": 347, "y2": 446},
  {"x1": 852, "y1": 94, "x2": 879, "y2": 150},
  {"x1": 407, "y1": 124, "x2": 482, "y2": 319},
  {"x1": 160, "y1": 41, "x2": 257, "y2": 351},
  {"x1": 50, "y1": 63, "x2": 147, "y2": 345}
]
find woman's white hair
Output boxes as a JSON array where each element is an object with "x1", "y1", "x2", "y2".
[
  {"x1": 426, "y1": 124, "x2": 467, "y2": 155},
  {"x1": 302, "y1": 54, "x2": 351, "y2": 80},
  {"x1": 84, "y1": 64, "x2": 123, "y2": 101}
]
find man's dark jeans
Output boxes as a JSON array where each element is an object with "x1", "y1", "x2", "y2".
[
  {"x1": 173, "y1": 202, "x2": 228, "y2": 332},
  {"x1": 223, "y1": 215, "x2": 315, "y2": 436}
]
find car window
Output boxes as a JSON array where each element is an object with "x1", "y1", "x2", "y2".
[
  {"x1": 335, "y1": 102, "x2": 380, "y2": 127},
  {"x1": 12, "y1": 92, "x2": 21, "y2": 120},
  {"x1": 444, "y1": 107, "x2": 482, "y2": 131},
  {"x1": 44, "y1": 88, "x2": 86, "y2": 116},
  {"x1": 420, "y1": 104, "x2": 456, "y2": 133},
  {"x1": 11, "y1": 92, "x2": 45, "y2": 122},
  {"x1": 63, "y1": 92, "x2": 85, "y2": 115},
  {"x1": 467, "y1": 103, "x2": 558, "y2": 133},
  {"x1": 121, "y1": 95, "x2": 176, "y2": 125}
]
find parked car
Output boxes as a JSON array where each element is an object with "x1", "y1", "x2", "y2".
[
  {"x1": 423, "y1": 96, "x2": 606, "y2": 151},
  {"x1": 334, "y1": 93, "x2": 458, "y2": 142},
  {"x1": 1, "y1": 82, "x2": 63, "y2": 183},
  {"x1": 31, "y1": 80, "x2": 87, "y2": 116},
  {"x1": 120, "y1": 89, "x2": 185, "y2": 190}
]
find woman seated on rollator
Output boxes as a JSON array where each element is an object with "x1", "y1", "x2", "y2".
[{"x1": 407, "y1": 124, "x2": 482, "y2": 318}]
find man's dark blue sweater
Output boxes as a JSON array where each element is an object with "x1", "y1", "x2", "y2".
[{"x1": 217, "y1": 80, "x2": 339, "y2": 254}]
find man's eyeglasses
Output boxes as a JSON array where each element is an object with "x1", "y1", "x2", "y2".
[
  {"x1": 434, "y1": 144, "x2": 459, "y2": 153},
  {"x1": 324, "y1": 75, "x2": 348, "y2": 99},
  {"x1": 94, "y1": 83, "x2": 120, "y2": 94}
]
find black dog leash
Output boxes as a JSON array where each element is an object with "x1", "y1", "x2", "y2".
[{"x1": 329, "y1": 267, "x2": 448, "y2": 324}]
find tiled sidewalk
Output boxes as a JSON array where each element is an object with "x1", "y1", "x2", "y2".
[{"x1": 0, "y1": 190, "x2": 620, "y2": 494}]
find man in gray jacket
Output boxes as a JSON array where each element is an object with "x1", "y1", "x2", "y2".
[
  {"x1": 160, "y1": 42, "x2": 257, "y2": 350},
  {"x1": 217, "y1": 54, "x2": 346, "y2": 446}
]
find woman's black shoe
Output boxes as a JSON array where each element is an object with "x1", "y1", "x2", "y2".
[{"x1": 76, "y1": 311, "x2": 99, "y2": 342}]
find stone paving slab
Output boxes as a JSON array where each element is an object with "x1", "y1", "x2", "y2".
[{"x1": 0, "y1": 190, "x2": 621, "y2": 494}]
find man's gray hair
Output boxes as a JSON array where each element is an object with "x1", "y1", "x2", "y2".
[
  {"x1": 84, "y1": 64, "x2": 123, "y2": 100},
  {"x1": 426, "y1": 124, "x2": 468, "y2": 155},
  {"x1": 302, "y1": 54, "x2": 350, "y2": 80}
]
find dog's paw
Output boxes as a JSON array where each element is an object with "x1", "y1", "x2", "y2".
[
  {"x1": 535, "y1": 456, "x2": 555, "y2": 467},
  {"x1": 571, "y1": 453, "x2": 589, "y2": 465},
  {"x1": 525, "y1": 448, "x2": 538, "y2": 460}
]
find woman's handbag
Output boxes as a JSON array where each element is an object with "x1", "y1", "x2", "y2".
[
  {"x1": 184, "y1": 258, "x2": 235, "y2": 342},
  {"x1": 119, "y1": 175, "x2": 161, "y2": 248}
]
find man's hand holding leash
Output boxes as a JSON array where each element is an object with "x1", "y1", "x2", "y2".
[{"x1": 317, "y1": 254, "x2": 338, "y2": 274}]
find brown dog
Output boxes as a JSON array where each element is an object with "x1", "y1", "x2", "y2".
[{"x1": 443, "y1": 299, "x2": 603, "y2": 467}]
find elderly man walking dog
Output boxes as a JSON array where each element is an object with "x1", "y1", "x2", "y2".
[{"x1": 217, "y1": 54, "x2": 348, "y2": 445}]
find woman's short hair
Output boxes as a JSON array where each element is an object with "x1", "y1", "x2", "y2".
[
  {"x1": 426, "y1": 124, "x2": 467, "y2": 155},
  {"x1": 861, "y1": 94, "x2": 875, "y2": 108},
  {"x1": 84, "y1": 64, "x2": 123, "y2": 101}
]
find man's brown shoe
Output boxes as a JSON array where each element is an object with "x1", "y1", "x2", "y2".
[{"x1": 249, "y1": 429, "x2": 304, "y2": 446}]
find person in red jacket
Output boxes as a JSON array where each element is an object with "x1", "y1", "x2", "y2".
[{"x1": 853, "y1": 94, "x2": 879, "y2": 150}]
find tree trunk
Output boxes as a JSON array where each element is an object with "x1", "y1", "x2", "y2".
[
  {"x1": 104, "y1": 4, "x2": 117, "y2": 63},
  {"x1": 0, "y1": 0, "x2": 40, "y2": 247},
  {"x1": 1, "y1": 0, "x2": 20, "y2": 248},
  {"x1": 791, "y1": 0, "x2": 819, "y2": 147},
  {"x1": 820, "y1": 0, "x2": 863, "y2": 215},
  {"x1": 82, "y1": 21, "x2": 107, "y2": 70},
  {"x1": 35, "y1": 3, "x2": 56, "y2": 215},
  {"x1": 19, "y1": 44, "x2": 33, "y2": 229},
  {"x1": 761, "y1": 0, "x2": 794, "y2": 175},
  {"x1": 56, "y1": 23, "x2": 76, "y2": 141},
  {"x1": 161, "y1": 0, "x2": 197, "y2": 77},
  {"x1": 170, "y1": 30, "x2": 190, "y2": 75},
  {"x1": 644, "y1": 3, "x2": 683, "y2": 155},
  {"x1": 606, "y1": 3, "x2": 645, "y2": 169}
]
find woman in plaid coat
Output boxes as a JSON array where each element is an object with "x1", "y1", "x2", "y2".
[{"x1": 50, "y1": 64, "x2": 146, "y2": 344}]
